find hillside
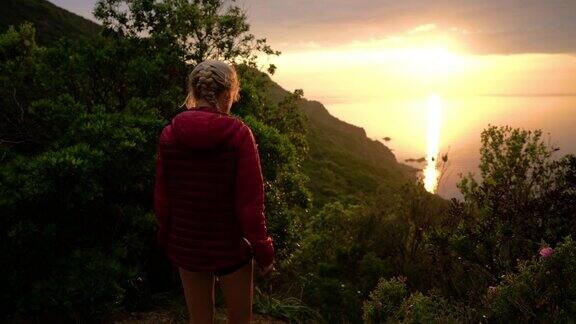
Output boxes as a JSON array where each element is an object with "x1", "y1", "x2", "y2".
[
  {"x1": 0, "y1": 0, "x2": 416, "y2": 208},
  {"x1": 265, "y1": 77, "x2": 417, "y2": 206},
  {"x1": 0, "y1": 0, "x2": 101, "y2": 45}
]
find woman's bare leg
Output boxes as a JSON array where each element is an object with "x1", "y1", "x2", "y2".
[
  {"x1": 218, "y1": 260, "x2": 254, "y2": 324},
  {"x1": 178, "y1": 267, "x2": 215, "y2": 324}
]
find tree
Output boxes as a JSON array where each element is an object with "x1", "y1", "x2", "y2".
[
  {"x1": 94, "y1": 0, "x2": 280, "y2": 67},
  {"x1": 0, "y1": 23, "x2": 38, "y2": 149},
  {"x1": 457, "y1": 125, "x2": 575, "y2": 270}
]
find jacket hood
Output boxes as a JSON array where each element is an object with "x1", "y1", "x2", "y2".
[{"x1": 170, "y1": 109, "x2": 239, "y2": 150}]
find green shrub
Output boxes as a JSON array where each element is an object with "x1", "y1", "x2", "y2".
[
  {"x1": 0, "y1": 111, "x2": 163, "y2": 318},
  {"x1": 358, "y1": 252, "x2": 394, "y2": 294},
  {"x1": 486, "y1": 237, "x2": 576, "y2": 322},
  {"x1": 363, "y1": 278, "x2": 465, "y2": 323},
  {"x1": 28, "y1": 249, "x2": 127, "y2": 319},
  {"x1": 398, "y1": 292, "x2": 460, "y2": 324},
  {"x1": 362, "y1": 277, "x2": 408, "y2": 323}
]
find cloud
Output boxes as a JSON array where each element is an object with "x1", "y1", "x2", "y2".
[
  {"x1": 407, "y1": 24, "x2": 437, "y2": 35},
  {"x1": 51, "y1": 0, "x2": 576, "y2": 55},
  {"x1": 243, "y1": 0, "x2": 576, "y2": 55}
]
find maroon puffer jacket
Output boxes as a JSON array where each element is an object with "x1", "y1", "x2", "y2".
[{"x1": 153, "y1": 106, "x2": 274, "y2": 271}]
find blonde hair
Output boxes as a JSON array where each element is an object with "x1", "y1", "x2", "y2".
[{"x1": 184, "y1": 60, "x2": 240, "y2": 110}]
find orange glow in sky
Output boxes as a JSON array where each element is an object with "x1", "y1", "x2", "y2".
[{"x1": 257, "y1": 25, "x2": 576, "y2": 194}]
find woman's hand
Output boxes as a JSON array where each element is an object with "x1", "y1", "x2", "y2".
[{"x1": 259, "y1": 261, "x2": 274, "y2": 276}]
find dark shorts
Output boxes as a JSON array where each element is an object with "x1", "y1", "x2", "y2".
[{"x1": 213, "y1": 255, "x2": 252, "y2": 277}]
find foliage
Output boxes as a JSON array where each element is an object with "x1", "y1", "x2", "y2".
[
  {"x1": 243, "y1": 116, "x2": 311, "y2": 258},
  {"x1": 411, "y1": 126, "x2": 576, "y2": 320},
  {"x1": 363, "y1": 277, "x2": 463, "y2": 323},
  {"x1": 486, "y1": 236, "x2": 576, "y2": 322},
  {"x1": 396, "y1": 126, "x2": 576, "y2": 311},
  {"x1": 299, "y1": 101, "x2": 416, "y2": 208},
  {"x1": 285, "y1": 124, "x2": 575, "y2": 322},
  {"x1": 458, "y1": 126, "x2": 575, "y2": 254},
  {"x1": 396, "y1": 291, "x2": 461, "y2": 324},
  {"x1": 450, "y1": 126, "x2": 576, "y2": 285},
  {"x1": 94, "y1": 0, "x2": 280, "y2": 67},
  {"x1": 0, "y1": 93, "x2": 164, "y2": 317},
  {"x1": 284, "y1": 182, "x2": 448, "y2": 322},
  {"x1": 0, "y1": 15, "x2": 308, "y2": 320},
  {"x1": 362, "y1": 277, "x2": 408, "y2": 323}
]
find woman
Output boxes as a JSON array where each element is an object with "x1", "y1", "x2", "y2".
[{"x1": 153, "y1": 60, "x2": 275, "y2": 324}]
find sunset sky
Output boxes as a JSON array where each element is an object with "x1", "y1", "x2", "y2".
[
  {"x1": 52, "y1": 0, "x2": 576, "y2": 195},
  {"x1": 53, "y1": 0, "x2": 576, "y2": 98},
  {"x1": 55, "y1": 0, "x2": 576, "y2": 54}
]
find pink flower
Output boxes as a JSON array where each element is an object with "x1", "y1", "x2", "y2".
[
  {"x1": 539, "y1": 246, "x2": 554, "y2": 258},
  {"x1": 487, "y1": 286, "x2": 498, "y2": 297}
]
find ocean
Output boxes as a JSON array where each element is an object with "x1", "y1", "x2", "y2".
[{"x1": 325, "y1": 95, "x2": 576, "y2": 198}]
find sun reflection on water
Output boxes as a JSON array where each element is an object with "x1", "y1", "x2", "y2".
[{"x1": 424, "y1": 93, "x2": 443, "y2": 193}]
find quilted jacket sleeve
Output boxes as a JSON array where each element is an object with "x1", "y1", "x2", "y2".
[{"x1": 234, "y1": 124, "x2": 275, "y2": 267}]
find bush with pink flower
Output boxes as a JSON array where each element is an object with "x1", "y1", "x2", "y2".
[
  {"x1": 539, "y1": 246, "x2": 554, "y2": 258},
  {"x1": 485, "y1": 237, "x2": 576, "y2": 322}
]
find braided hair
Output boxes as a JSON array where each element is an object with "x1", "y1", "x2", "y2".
[{"x1": 184, "y1": 60, "x2": 240, "y2": 111}]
